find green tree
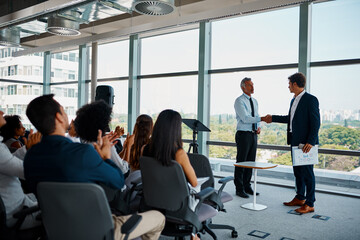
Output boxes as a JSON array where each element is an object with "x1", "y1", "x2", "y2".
[
  {"x1": 268, "y1": 152, "x2": 292, "y2": 166},
  {"x1": 319, "y1": 125, "x2": 360, "y2": 150}
]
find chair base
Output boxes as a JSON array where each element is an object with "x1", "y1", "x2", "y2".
[
  {"x1": 203, "y1": 223, "x2": 217, "y2": 240},
  {"x1": 209, "y1": 223, "x2": 235, "y2": 231},
  {"x1": 209, "y1": 223, "x2": 238, "y2": 238}
]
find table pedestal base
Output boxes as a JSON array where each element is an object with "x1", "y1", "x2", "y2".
[{"x1": 241, "y1": 203, "x2": 267, "y2": 211}]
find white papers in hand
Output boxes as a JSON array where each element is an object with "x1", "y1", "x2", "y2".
[{"x1": 292, "y1": 145, "x2": 319, "y2": 166}]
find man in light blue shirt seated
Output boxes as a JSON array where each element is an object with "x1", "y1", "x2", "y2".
[{"x1": 234, "y1": 77, "x2": 266, "y2": 198}]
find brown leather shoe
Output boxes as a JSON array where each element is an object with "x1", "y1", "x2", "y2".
[
  {"x1": 295, "y1": 204, "x2": 314, "y2": 214},
  {"x1": 283, "y1": 197, "x2": 305, "y2": 206}
]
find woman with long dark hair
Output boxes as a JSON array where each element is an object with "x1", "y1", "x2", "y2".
[
  {"x1": 128, "y1": 114, "x2": 153, "y2": 172},
  {"x1": 0, "y1": 115, "x2": 26, "y2": 152},
  {"x1": 143, "y1": 109, "x2": 197, "y2": 187}
]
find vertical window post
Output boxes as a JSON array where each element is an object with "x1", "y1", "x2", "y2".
[
  {"x1": 91, "y1": 42, "x2": 98, "y2": 102},
  {"x1": 43, "y1": 51, "x2": 51, "y2": 94},
  {"x1": 78, "y1": 44, "x2": 87, "y2": 108},
  {"x1": 198, "y1": 21, "x2": 211, "y2": 155},
  {"x1": 128, "y1": 34, "x2": 141, "y2": 133},
  {"x1": 299, "y1": 2, "x2": 312, "y2": 91}
]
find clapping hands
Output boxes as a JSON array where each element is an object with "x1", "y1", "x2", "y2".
[
  {"x1": 114, "y1": 126, "x2": 124, "y2": 138},
  {"x1": 24, "y1": 129, "x2": 42, "y2": 150},
  {"x1": 261, "y1": 114, "x2": 272, "y2": 123},
  {"x1": 93, "y1": 130, "x2": 116, "y2": 160},
  {"x1": 107, "y1": 126, "x2": 125, "y2": 143}
]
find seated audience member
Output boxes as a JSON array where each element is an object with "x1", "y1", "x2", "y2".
[
  {"x1": 66, "y1": 119, "x2": 80, "y2": 143},
  {"x1": 0, "y1": 109, "x2": 42, "y2": 229},
  {"x1": 24, "y1": 95, "x2": 165, "y2": 240},
  {"x1": 142, "y1": 109, "x2": 198, "y2": 239},
  {"x1": 74, "y1": 100, "x2": 129, "y2": 175},
  {"x1": 0, "y1": 115, "x2": 26, "y2": 152},
  {"x1": 143, "y1": 109, "x2": 197, "y2": 187},
  {"x1": 128, "y1": 114, "x2": 153, "y2": 172}
]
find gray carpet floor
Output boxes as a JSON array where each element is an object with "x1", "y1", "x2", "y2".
[{"x1": 160, "y1": 178, "x2": 360, "y2": 240}]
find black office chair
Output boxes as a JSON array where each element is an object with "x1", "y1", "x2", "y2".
[
  {"x1": 0, "y1": 195, "x2": 42, "y2": 240},
  {"x1": 125, "y1": 170, "x2": 142, "y2": 212},
  {"x1": 188, "y1": 153, "x2": 238, "y2": 238},
  {"x1": 36, "y1": 182, "x2": 142, "y2": 240},
  {"x1": 139, "y1": 156, "x2": 218, "y2": 240}
]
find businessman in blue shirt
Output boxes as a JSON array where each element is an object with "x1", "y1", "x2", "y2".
[{"x1": 234, "y1": 78, "x2": 266, "y2": 198}]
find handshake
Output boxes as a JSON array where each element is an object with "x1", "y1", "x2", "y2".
[{"x1": 260, "y1": 114, "x2": 272, "y2": 123}]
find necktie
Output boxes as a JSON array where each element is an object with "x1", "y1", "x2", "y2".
[{"x1": 249, "y1": 98, "x2": 256, "y2": 132}]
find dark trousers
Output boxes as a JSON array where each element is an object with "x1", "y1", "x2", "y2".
[
  {"x1": 293, "y1": 164, "x2": 316, "y2": 207},
  {"x1": 234, "y1": 131, "x2": 257, "y2": 192}
]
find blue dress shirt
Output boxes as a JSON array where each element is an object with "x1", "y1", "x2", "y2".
[
  {"x1": 234, "y1": 93, "x2": 261, "y2": 132},
  {"x1": 24, "y1": 135, "x2": 124, "y2": 194}
]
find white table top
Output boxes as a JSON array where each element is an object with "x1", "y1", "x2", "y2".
[{"x1": 234, "y1": 161, "x2": 278, "y2": 169}]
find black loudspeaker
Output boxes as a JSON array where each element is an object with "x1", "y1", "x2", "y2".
[{"x1": 95, "y1": 85, "x2": 115, "y2": 107}]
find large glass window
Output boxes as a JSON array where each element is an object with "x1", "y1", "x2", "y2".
[
  {"x1": 0, "y1": 82, "x2": 42, "y2": 128},
  {"x1": 49, "y1": 49, "x2": 79, "y2": 123},
  {"x1": 211, "y1": 7, "x2": 299, "y2": 69},
  {"x1": 141, "y1": 29, "x2": 199, "y2": 74},
  {"x1": 51, "y1": 50, "x2": 79, "y2": 83},
  {"x1": 140, "y1": 75, "x2": 198, "y2": 139},
  {"x1": 96, "y1": 40, "x2": 130, "y2": 130},
  {"x1": 0, "y1": 47, "x2": 44, "y2": 128},
  {"x1": 51, "y1": 83, "x2": 78, "y2": 121},
  {"x1": 209, "y1": 69, "x2": 295, "y2": 160},
  {"x1": 311, "y1": 0, "x2": 360, "y2": 61},
  {"x1": 97, "y1": 40, "x2": 129, "y2": 78},
  {"x1": 310, "y1": 65, "x2": 360, "y2": 163},
  {"x1": 140, "y1": 76, "x2": 198, "y2": 117}
]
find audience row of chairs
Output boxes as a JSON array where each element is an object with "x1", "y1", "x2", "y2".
[{"x1": 0, "y1": 153, "x2": 238, "y2": 240}]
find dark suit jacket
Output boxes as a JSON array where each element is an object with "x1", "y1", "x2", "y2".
[
  {"x1": 272, "y1": 92, "x2": 320, "y2": 146},
  {"x1": 24, "y1": 135, "x2": 125, "y2": 194}
]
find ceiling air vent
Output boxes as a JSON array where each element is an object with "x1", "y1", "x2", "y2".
[
  {"x1": 133, "y1": 0, "x2": 175, "y2": 16},
  {"x1": 0, "y1": 28, "x2": 21, "y2": 47},
  {"x1": 46, "y1": 10, "x2": 81, "y2": 36}
]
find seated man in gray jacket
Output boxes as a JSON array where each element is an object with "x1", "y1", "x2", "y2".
[{"x1": 0, "y1": 108, "x2": 42, "y2": 229}]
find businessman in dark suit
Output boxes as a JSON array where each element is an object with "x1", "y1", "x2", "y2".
[{"x1": 263, "y1": 72, "x2": 320, "y2": 214}]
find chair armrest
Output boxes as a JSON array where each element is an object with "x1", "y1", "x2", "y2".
[
  {"x1": 121, "y1": 214, "x2": 142, "y2": 237},
  {"x1": 218, "y1": 176, "x2": 234, "y2": 194},
  {"x1": 218, "y1": 176, "x2": 234, "y2": 184},
  {"x1": 124, "y1": 182, "x2": 143, "y2": 206},
  {"x1": 129, "y1": 177, "x2": 142, "y2": 192},
  {"x1": 130, "y1": 178, "x2": 142, "y2": 186},
  {"x1": 13, "y1": 205, "x2": 40, "y2": 219},
  {"x1": 133, "y1": 182, "x2": 142, "y2": 191},
  {"x1": 194, "y1": 187, "x2": 215, "y2": 202}
]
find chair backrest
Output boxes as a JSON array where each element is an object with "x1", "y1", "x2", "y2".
[
  {"x1": 187, "y1": 153, "x2": 215, "y2": 190},
  {"x1": 37, "y1": 182, "x2": 114, "y2": 240},
  {"x1": 139, "y1": 156, "x2": 189, "y2": 211},
  {"x1": 125, "y1": 170, "x2": 141, "y2": 189}
]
